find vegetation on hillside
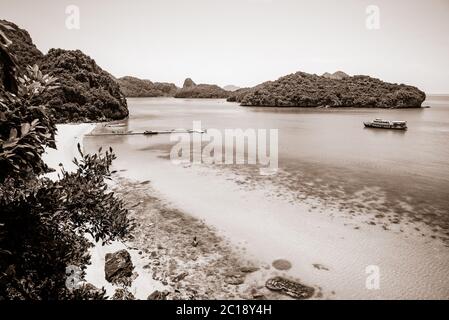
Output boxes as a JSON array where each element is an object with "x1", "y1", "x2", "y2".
[
  {"x1": 118, "y1": 76, "x2": 231, "y2": 99},
  {"x1": 228, "y1": 71, "x2": 426, "y2": 108},
  {"x1": 0, "y1": 20, "x2": 129, "y2": 123},
  {"x1": 38, "y1": 49, "x2": 128, "y2": 122},
  {"x1": 0, "y1": 24, "x2": 132, "y2": 300},
  {"x1": 0, "y1": 20, "x2": 43, "y2": 68}
]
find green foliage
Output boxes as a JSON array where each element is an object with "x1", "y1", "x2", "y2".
[
  {"x1": 0, "y1": 59, "x2": 132, "y2": 298},
  {"x1": 0, "y1": 65, "x2": 57, "y2": 181}
]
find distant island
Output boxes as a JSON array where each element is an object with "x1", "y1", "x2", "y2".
[
  {"x1": 118, "y1": 70, "x2": 426, "y2": 108},
  {"x1": 1, "y1": 19, "x2": 426, "y2": 112},
  {"x1": 117, "y1": 76, "x2": 231, "y2": 99},
  {"x1": 117, "y1": 76, "x2": 178, "y2": 97},
  {"x1": 223, "y1": 85, "x2": 240, "y2": 92},
  {"x1": 174, "y1": 78, "x2": 230, "y2": 99},
  {"x1": 228, "y1": 71, "x2": 426, "y2": 108}
]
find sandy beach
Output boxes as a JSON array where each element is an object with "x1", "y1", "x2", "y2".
[
  {"x1": 105, "y1": 148, "x2": 449, "y2": 299},
  {"x1": 43, "y1": 124, "x2": 277, "y2": 299},
  {"x1": 43, "y1": 121, "x2": 449, "y2": 300}
]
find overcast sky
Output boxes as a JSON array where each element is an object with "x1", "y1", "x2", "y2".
[{"x1": 1, "y1": 0, "x2": 448, "y2": 93}]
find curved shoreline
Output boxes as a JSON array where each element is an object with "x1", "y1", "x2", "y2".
[{"x1": 45, "y1": 122, "x2": 449, "y2": 299}]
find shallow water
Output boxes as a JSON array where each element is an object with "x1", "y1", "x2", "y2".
[
  {"x1": 87, "y1": 97, "x2": 449, "y2": 237},
  {"x1": 84, "y1": 97, "x2": 449, "y2": 299}
]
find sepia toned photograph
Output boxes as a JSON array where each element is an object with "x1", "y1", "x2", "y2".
[{"x1": 0, "y1": 0, "x2": 448, "y2": 307}]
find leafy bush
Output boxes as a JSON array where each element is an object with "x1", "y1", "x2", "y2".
[{"x1": 0, "y1": 42, "x2": 132, "y2": 299}]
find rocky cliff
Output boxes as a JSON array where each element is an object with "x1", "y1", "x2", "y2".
[{"x1": 229, "y1": 71, "x2": 425, "y2": 108}]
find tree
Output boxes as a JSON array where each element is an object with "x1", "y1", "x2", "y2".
[{"x1": 0, "y1": 30, "x2": 132, "y2": 300}]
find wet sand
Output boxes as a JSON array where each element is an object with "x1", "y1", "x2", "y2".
[
  {"x1": 90, "y1": 140, "x2": 449, "y2": 299},
  {"x1": 44, "y1": 124, "x2": 300, "y2": 299},
  {"x1": 48, "y1": 121, "x2": 449, "y2": 300}
]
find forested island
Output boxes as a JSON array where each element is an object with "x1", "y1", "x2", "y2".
[
  {"x1": 117, "y1": 76, "x2": 178, "y2": 97},
  {"x1": 118, "y1": 76, "x2": 232, "y2": 99},
  {"x1": 174, "y1": 78, "x2": 230, "y2": 99},
  {"x1": 228, "y1": 71, "x2": 426, "y2": 108}
]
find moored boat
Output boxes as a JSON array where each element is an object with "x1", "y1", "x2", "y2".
[{"x1": 364, "y1": 118, "x2": 407, "y2": 130}]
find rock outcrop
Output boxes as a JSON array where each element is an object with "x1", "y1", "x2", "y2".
[
  {"x1": 117, "y1": 76, "x2": 178, "y2": 97},
  {"x1": 228, "y1": 71, "x2": 426, "y2": 108},
  {"x1": 182, "y1": 78, "x2": 196, "y2": 89},
  {"x1": 175, "y1": 78, "x2": 231, "y2": 99},
  {"x1": 104, "y1": 249, "x2": 134, "y2": 285}
]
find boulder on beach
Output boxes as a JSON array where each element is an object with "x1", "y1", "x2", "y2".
[
  {"x1": 112, "y1": 288, "x2": 136, "y2": 300},
  {"x1": 272, "y1": 259, "x2": 292, "y2": 271},
  {"x1": 229, "y1": 71, "x2": 426, "y2": 108},
  {"x1": 117, "y1": 76, "x2": 178, "y2": 97},
  {"x1": 104, "y1": 249, "x2": 134, "y2": 284},
  {"x1": 147, "y1": 290, "x2": 167, "y2": 300},
  {"x1": 224, "y1": 271, "x2": 245, "y2": 285},
  {"x1": 265, "y1": 276, "x2": 315, "y2": 299}
]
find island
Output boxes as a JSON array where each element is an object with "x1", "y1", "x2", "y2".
[{"x1": 228, "y1": 71, "x2": 426, "y2": 108}]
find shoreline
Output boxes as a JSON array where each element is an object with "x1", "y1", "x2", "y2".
[
  {"x1": 43, "y1": 123, "x2": 286, "y2": 299},
  {"x1": 45, "y1": 122, "x2": 449, "y2": 300},
  {"x1": 90, "y1": 138, "x2": 449, "y2": 299}
]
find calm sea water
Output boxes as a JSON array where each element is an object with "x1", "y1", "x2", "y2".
[{"x1": 86, "y1": 96, "x2": 449, "y2": 238}]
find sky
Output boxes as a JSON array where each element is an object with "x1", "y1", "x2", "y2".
[{"x1": 1, "y1": 0, "x2": 448, "y2": 93}]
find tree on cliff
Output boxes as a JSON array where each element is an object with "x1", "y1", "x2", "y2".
[{"x1": 0, "y1": 30, "x2": 132, "y2": 300}]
